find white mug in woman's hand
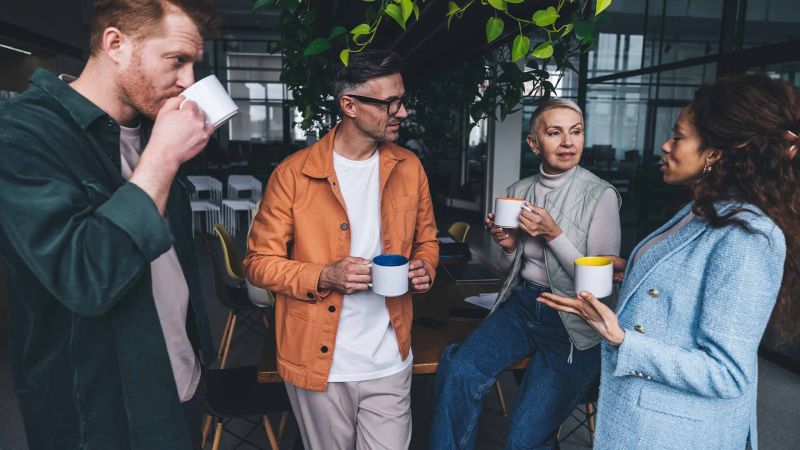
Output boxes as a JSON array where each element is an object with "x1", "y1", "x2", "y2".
[{"x1": 493, "y1": 197, "x2": 526, "y2": 228}]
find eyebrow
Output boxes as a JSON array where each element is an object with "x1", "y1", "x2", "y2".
[{"x1": 545, "y1": 122, "x2": 583, "y2": 129}]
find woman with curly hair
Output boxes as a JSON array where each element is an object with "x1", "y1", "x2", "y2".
[{"x1": 539, "y1": 73, "x2": 800, "y2": 450}]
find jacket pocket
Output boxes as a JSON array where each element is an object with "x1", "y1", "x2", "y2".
[
  {"x1": 638, "y1": 385, "x2": 702, "y2": 421},
  {"x1": 392, "y1": 195, "x2": 418, "y2": 242},
  {"x1": 635, "y1": 386, "x2": 700, "y2": 449},
  {"x1": 277, "y1": 301, "x2": 318, "y2": 369}
]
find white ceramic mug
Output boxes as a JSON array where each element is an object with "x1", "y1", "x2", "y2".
[
  {"x1": 574, "y1": 256, "x2": 613, "y2": 298},
  {"x1": 180, "y1": 75, "x2": 239, "y2": 128},
  {"x1": 493, "y1": 197, "x2": 526, "y2": 228},
  {"x1": 370, "y1": 254, "x2": 409, "y2": 297}
]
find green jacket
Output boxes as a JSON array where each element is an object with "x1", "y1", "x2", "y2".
[{"x1": 0, "y1": 69, "x2": 215, "y2": 449}]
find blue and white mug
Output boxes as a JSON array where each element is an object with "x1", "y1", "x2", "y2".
[{"x1": 370, "y1": 254, "x2": 409, "y2": 297}]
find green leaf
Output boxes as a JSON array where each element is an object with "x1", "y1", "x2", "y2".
[
  {"x1": 339, "y1": 49, "x2": 350, "y2": 66},
  {"x1": 511, "y1": 34, "x2": 531, "y2": 62},
  {"x1": 303, "y1": 38, "x2": 330, "y2": 56},
  {"x1": 531, "y1": 41, "x2": 553, "y2": 59},
  {"x1": 401, "y1": 0, "x2": 413, "y2": 21},
  {"x1": 446, "y1": 1, "x2": 460, "y2": 16},
  {"x1": 506, "y1": 0, "x2": 524, "y2": 3},
  {"x1": 525, "y1": 59, "x2": 539, "y2": 70},
  {"x1": 350, "y1": 23, "x2": 372, "y2": 36},
  {"x1": 470, "y1": 103, "x2": 485, "y2": 122},
  {"x1": 573, "y1": 19, "x2": 595, "y2": 40},
  {"x1": 329, "y1": 26, "x2": 347, "y2": 39},
  {"x1": 560, "y1": 23, "x2": 574, "y2": 38},
  {"x1": 485, "y1": 17, "x2": 504, "y2": 43},
  {"x1": 251, "y1": 0, "x2": 275, "y2": 12},
  {"x1": 487, "y1": 0, "x2": 507, "y2": 12},
  {"x1": 385, "y1": 4, "x2": 406, "y2": 29},
  {"x1": 281, "y1": 0, "x2": 300, "y2": 11},
  {"x1": 532, "y1": 6, "x2": 559, "y2": 27},
  {"x1": 413, "y1": 3, "x2": 420, "y2": 20},
  {"x1": 596, "y1": 0, "x2": 612, "y2": 16}
]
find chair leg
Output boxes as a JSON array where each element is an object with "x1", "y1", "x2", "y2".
[
  {"x1": 211, "y1": 421, "x2": 223, "y2": 450},
  {"x1": 201, "y1": 415, "x2": 213, "y2": 448},
  {"x1": 261, "y1": 311, "x2": 270, "y2": 331},
  {"x1": 494, "y1": 382, "x2": 508, "y2": 416},
  {"x1": 262, "y1": 415, "x2": 280, "y2": 450},
  {"x1": 278, "y1": 411, "x2": 289, "y2": 441},
  {"x1": 587, "y1": 402, "x2": 596, "y2": 445},
  {"x1": 220, "y1": 313, "x2": 238, "y2": 368},
  {"x1": 217, "y1": 312, "x2": 233, "y2": 359}
]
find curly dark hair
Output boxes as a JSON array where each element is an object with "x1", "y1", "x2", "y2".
[{"x1": 689, "y1": 73, "x2": 800, "y2": 346}]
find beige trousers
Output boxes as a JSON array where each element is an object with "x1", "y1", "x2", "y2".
[{"x1": 285, "y1": 365, "x2": 412, "y2": 450}]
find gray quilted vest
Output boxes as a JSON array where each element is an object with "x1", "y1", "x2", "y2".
[{"x1": 490, "y1": 165, "x2": 621, "y2": 352}]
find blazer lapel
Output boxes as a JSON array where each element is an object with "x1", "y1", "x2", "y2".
[{"x1": 616, "y1": 203, "x2": 706, "y2": 313}]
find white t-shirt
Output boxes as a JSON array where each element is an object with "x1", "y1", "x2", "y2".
[
  {"x1": 328, "y1": 150, "x2": 412, "y2": 382},
  {"x1": 119, "y1": 124, "x2": 201, "y2": 402}
]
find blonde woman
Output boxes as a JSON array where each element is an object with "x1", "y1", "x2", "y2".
[{"x1": 430, "y1": 99, "x2": 621, "y2": 449}]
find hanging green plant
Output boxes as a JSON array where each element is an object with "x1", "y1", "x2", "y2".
[{"x1": 252, "y1": 0, "x2": 613, "y2": 133}]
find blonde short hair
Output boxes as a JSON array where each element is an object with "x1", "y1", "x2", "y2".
[{"x1": 528, "y1": 98, "x2": 584, "y2": 138}]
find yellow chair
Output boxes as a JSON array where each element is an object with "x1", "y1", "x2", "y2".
[
  {"x1": 211, "y1": 224, "x2": 275, "y2": 365},
  {"x1": 213, "y1": 223, "x2": 244, "y2": 282},
  {"x1": 448, "y1": 222, "x2": 470, "y2": 243}
]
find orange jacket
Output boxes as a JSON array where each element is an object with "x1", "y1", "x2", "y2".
[{"x1": 244, "y1": 125, "x2": 439, "y2": 391}]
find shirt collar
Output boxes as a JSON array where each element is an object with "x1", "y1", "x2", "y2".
[{"x1": 29, "y1": 68, "x2": 107, "y2": 130}]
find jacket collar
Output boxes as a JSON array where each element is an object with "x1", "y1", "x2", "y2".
[
  {"x1": 616, "y1": 201, "x2": 740, "y2": 312},
  {"x1": 301, "y1": 122, "x2": 407, "y2": 179},
  {"x1": 30, "y1": 68, "x2": 107, "y2": 130}
]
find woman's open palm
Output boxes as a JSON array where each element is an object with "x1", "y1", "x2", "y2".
[{"x1": 537, "y1": 291, "x2": 626, "y2": 346}]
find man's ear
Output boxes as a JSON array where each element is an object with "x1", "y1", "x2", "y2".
[
  {"x1": 101, "y1": 27, "x2": 131, "y2": 64},
  {"x1": 338, "y1": 95, "x2": 358, "y2": 119}
]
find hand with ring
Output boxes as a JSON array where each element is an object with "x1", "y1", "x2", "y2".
[{"x1": 485, "y1": 213, "x2": 517, "y2": 253}]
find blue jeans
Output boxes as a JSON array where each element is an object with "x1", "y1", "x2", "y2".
[{"x1": 429, "y1": 282, "x2": 600, "y2": 450}]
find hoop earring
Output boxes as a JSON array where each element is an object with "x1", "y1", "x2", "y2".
[{"x1": 702, "y1": 163, "x2": 713, "y2": 175}]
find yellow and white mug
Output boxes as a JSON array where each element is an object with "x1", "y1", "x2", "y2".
[{"x1": 574, "y1": 256, "x2": 613, "y2": 298}]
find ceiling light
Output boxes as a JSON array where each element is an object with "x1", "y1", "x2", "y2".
[{"x1": 0, "y1": 43, "x2": 32, "y2": 56}]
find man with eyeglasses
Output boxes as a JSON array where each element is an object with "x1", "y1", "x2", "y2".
[{"x1": 245, "y1": 50, "x2": 439, "y2": 449}]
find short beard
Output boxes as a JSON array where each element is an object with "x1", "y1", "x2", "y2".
[
  {"x1": 117, "y1": 50, "x2": 164, "y2": 121},
  {"x1": 354, "y1": 117, "x2": 400, "y2": 144}
]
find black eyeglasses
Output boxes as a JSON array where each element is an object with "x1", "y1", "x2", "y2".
[{"x1": 344, "y1": 94, "x2": 408, "y2": 116}]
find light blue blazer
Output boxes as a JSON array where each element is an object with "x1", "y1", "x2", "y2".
[{"x1": 595, "y1": 202, "x2": 785, "y2": 450}]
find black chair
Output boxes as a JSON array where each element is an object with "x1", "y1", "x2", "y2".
[
  {"x1": 201, "y1": 246, "x2": 273, "y2": 447},
  {"x1": 204, "y1": 365, "x2": 292, "y2": 450},
  {"x1": 558, "y1": 376, "x2": 600, "y2": 445},
  {"x1": 210, "y1": 245, "x2": 267, "y2": 368}
]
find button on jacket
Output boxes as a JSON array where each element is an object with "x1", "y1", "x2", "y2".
[
  {"x1": 0, "y1": 69, "x2": 215, "y2": 449},
  {"x1": 244, "y1": 125, "x2": 439, "y2": 391}
]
